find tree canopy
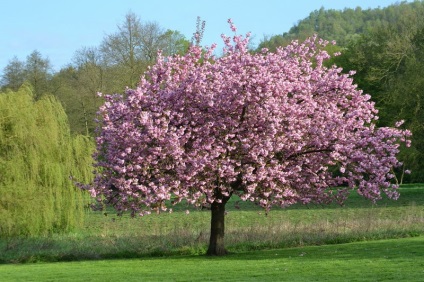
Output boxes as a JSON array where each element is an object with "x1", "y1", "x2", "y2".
[{"x1": 85, "y1": 21, "x2": 410, "y2": 255}]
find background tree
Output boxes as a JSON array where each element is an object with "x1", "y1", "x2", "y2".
[
  {"x1": 137, "y1": 21, "x2": 167, "y2": 62},
  {"x1": 100, "y1": 12, "x2": 145, "y2": 89},
  {"x1": 99, "y1": 12, "x2": 175, "y2": 90},
  {"x1": 0, "y1": 56, "x2": 26, "y2": 91},
  {"x1": 85, "y1": 22, "x2": 410, "y2": 256},
  {"x1": 0, "y1": 85, "x2": 93, "y2": 237},
  {"x1": 1, "y1": 51, "x2": 52, "y2": 97},
  {"x1": 332, "y1": 2, "x2": 424, "y2": 182},
  {"x1": 72, "y1": 46, "x2": 105, "y2": 94},
  {"x1": 69, "y1": 46, "x2": 105, "y2": 135},
  {"x1": 25, "y1": 50, "x2": 53, "y2": 99},
  {"x1": 160, "y1": 29, "x2": 190, "y2": 56},
  {"x1": 51, "y1": 63, "x2": 104, "y2": 135},
  {"x1": 42, "y1": 12, "x2": 191, "y2": 136},
  {"x1": 99, "y1": 12, "x2": 190, "y2": 93}
]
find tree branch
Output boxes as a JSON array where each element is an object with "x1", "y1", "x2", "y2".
[{"x1": 286, "y1": 148, "x2": 332, "y2": 160}]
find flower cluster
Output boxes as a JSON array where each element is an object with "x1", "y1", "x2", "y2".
[{"x1": 86, "y1": 21, "x2": 411, "y2": 216}]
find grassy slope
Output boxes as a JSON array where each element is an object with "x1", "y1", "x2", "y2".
[{"x1": 0, "y1": 236, "x2": 423, "y2": 281}]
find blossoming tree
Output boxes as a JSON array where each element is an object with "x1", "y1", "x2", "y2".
[{"x1": 86, "y1": 20, "x2": 411, "y2": 255}]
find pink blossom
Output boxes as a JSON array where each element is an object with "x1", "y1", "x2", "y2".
[
  {"x1": 227, "y1": 18, "x2": 237, "y2": 32},
  {"x1": 395, "y1": 120, "x2": 405, "y2": 127},
  {"x1": 85, "y1": 24, "x2": 411, "y2": 217}
]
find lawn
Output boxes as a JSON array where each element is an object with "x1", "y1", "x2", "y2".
[{"x1": 0, "y1": 236, "x2": 423, "y2": 281}]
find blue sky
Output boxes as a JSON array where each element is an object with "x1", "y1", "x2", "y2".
[{"x1": 0, "y1": 0, "x2": 411, "y2": 72}]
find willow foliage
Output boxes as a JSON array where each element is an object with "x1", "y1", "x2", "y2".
[{"x1": 0, "y1": 85, "x2": 94, "y2": 237}]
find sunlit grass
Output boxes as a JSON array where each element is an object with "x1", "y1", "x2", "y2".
[{"x1": 1, "y1": 237, "x2": 423, "y2": 281}]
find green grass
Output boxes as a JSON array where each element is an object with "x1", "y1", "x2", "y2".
[
  {"x1": 0, "y1": 185, "x2": 423, "y2": 263},
  {"x1": 0, "y1": 236, "x2": 423, "y2": 281}
]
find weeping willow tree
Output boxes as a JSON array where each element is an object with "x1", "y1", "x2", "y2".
[{"x1": 0, "y1": 84, "x2": 94, "y2": 237}]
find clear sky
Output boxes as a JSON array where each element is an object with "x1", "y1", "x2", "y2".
[{"x1": 0, "y1": 0, "x2": 411, "y2": 72}]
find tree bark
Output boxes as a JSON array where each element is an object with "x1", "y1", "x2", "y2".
[{"x1": 206, "y1": 197, "x2": 230, "y2": 256}]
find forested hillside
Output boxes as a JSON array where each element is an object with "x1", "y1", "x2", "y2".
[
  {"x1": 1, "y1": 2, "x2": 424, "y2": 183},
  {"x1": 257, "y1": 1, "x2": 424, "y2": 50},
  {"x1": 1, "y1": 12, "x2": 190, "y2": 135}
]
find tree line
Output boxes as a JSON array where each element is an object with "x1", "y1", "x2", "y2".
[
  {"x1": 0, "y1": 12, "x2": 193, "y2": 237},
  {"x1": 1, "y1": 12, "x2": 191, "y2": 135}
]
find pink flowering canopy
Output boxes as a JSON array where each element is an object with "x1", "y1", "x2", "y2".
[{"x1": 88, "y1": 20, "x2": 411, "y2": 217}]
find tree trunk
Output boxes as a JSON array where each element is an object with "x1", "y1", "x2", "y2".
[{"x1": 207, "y1": 198, "x2": 230, "y2": 256}]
